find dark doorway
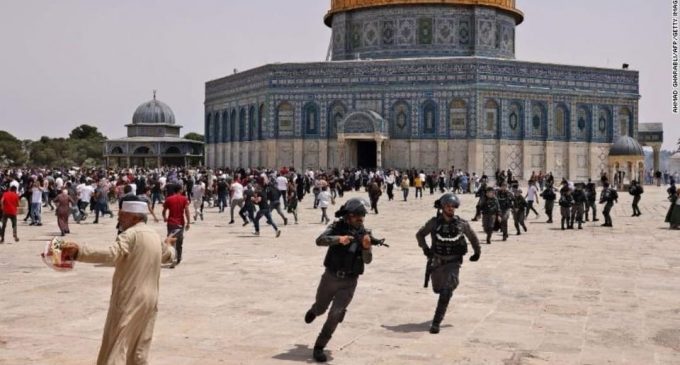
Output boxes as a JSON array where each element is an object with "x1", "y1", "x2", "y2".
[{"x1": 356, "y1": 141, "x2": 377, "y2": 168}]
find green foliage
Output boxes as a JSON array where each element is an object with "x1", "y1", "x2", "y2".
[
  {"x1": 183, "y1": 132, "x2": 204, "y2": 142},
  {"x1": 0, "y1": 130, "x2": 28, "y2": 166},
  {"x1": 0, "y1": 124, "x2": 108, "y2": 167},
  {"x1": 69, "y1": 124, "x2": 106, "y2": 140}
]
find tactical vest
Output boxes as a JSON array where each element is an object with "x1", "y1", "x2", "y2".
[
  {"x1": 432, "y1": 216, "x2": 468, "y2": 257},
  {"x1": 497, "y1": 191, "x2": 513, "y2": 211},
  {"x1": 323, "y1": 221, "x2": 366, "y2": 276}
]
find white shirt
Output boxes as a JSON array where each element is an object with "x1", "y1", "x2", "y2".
[
  {"x1": 78, "y1": 184, "x2": 95, "y2": 202},
  {"x1": 55, "y1": 177, "x2": 64, "y2": 190},
  {"x1": 129, "y1": 183, "x2": 137, "y2": 196},
  {"x1": 31, "y1": 187, "x2": 43, "y2": 203},
  {"x1": 276, "y1": 176, "x2": 288, "y2": 191},
  {"x1": 318, "y1": 191, "x2": 332, "y2": 208},
  {"x1": 192, "y1": 182, "x2": 205, "y2": 200},
  {"x1": 526, "y1": 185, "x2": 538, "y2": 201},
  {"x1": 385, "y1": 175, "x2": 395, "y2": 185},
  {"x1": 419, "y1": 173, "x2": 426, "y2": 182},
  {"x1": 231, "y1": 182, "x2": 244, "y2": 200}
]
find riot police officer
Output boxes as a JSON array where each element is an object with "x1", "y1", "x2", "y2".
[
  {"x1": 558, "y1": 186, "x2": 575, "y2": 230},
  {"x1": 571, "y1": 183, "x2": 587, "y2": 229},
  {"x1": 599, "y1": 182, "x2": 618, "y2": 227},
  {"x1": 629, "y1": 180, "x2": 643, "y2": 217},
  {"x1": 540, "y1": 183, "x2": 557, "y2": 224},
  {"x1": 416, "y1": 193, "x2": 481, "y2": 334},
  {"x1": 584, "y1": 179, "x2": 599, "y2": 222},
  {"x1": 496, "y1": 182, "x2": 513, "y2": 241},
  {"x1": 304, "y1": 198, "x2": 382, "y2": 363}
]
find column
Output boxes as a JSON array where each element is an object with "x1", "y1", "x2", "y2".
[
  {"x1": 376, "y1": 139, "x2": 383, "y2": 168},
  {"x1": 653, "y1": 145, "x2": 661, "y2": 172},
  {"x1": 337, "y1": 137, "x2": 346, "y2": 168}
]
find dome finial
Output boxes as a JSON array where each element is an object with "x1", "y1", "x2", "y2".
[{"x1": 153, "y1": 89, "x2": 157, "y2": 100}]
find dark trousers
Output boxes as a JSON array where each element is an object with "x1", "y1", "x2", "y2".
[
  {"x1": 167, "y1": 226, "x2": 184, "y2": 262},
  {"x1": 386, "y1": 183, "x2": 394, "y2": 201},
  {"x1": 254, "y1": 208, "x2": 277, "y2": 232},
  {"x1": 526, "y1": 200, "x2": 539, "y2": 217},
  {"x1": 632, "y1": 195, "x2": 641, "y2": 215},
  {"x1": 310, "y1": 270, "x2": 358, "y2": 349},
  {"x1": 513, "y1": 209, "x2": 527, "y2": 233},
  {"x1": 585, "y1": 200, "x2": 597, "y2": 221},
  {"x1": 0, "y1": 215, "x2": 17, "y2": 240},
  {"x1": 415, "y1": 187, "x2": 423, "y2": 198},
  {"x1": 217, "y1": 193, "x2": 228, "y2": 212},
  {"x1": 271, "y1": 202, "x2": 287, "y2": 223},
  {"x1": 151, "y1": 192, "x2": 163, "y2": 209},
  {"x1": 240, "y1": 205, "x2": 255, "y2": 224},
  {"x1": 603, "y1": 202, "x2": 613, "y2": 226},
  {"x1": 499, "y1": 210, "x2": 510, "y2": 237}
]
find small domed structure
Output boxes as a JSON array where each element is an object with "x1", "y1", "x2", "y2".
[
  {"x1": 104, "y1": 91, "x2": 203, "y2": 168},
  {"x1": 132, "y1": 92, "x2": 176, "y2": 125},
  {"x1": 608, "y1": 135, "x2": 645, "y2": 156},
  {"x1": 607, "y1": 136, "x2": 645, "y2": 189}
]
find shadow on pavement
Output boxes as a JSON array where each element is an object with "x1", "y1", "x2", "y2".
[
  {"x1": 381, "y1": 321, "x2": 451, "y2": 333},
  {"x1": 272, "y1": 344, "x2": 334, "y2": 363}
]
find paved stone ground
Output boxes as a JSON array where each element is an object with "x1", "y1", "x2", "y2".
[{"x1": 1, "y1": 186, "x2": 679, "y2": 365}]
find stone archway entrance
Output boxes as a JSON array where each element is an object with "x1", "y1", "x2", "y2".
[{"x1": 336, "y1": 110, "x2": 389, "y2": 168}]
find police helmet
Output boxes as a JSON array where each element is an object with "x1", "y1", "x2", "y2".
[
  {"x1": 435, "y1": 193, "x2": 460, "y2": 209},
  {"x1": 335, "y1": 198, "x2": 369, "y2": 218}
]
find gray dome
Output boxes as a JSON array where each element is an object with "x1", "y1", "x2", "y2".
[
  {"x1": 132, "y1": 96, "x2": 175, "y2": 125},
  {"x1": 609, "y1": 136, "x2": 644, "y2": 156}
]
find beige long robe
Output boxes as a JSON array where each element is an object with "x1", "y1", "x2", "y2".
[{"x1": 77, "y1": 223, "x2": 175, "y2": 365}]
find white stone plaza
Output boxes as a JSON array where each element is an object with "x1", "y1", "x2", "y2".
[{"x1": 1, "y1": 186, "x2": 678, "y2": 364}]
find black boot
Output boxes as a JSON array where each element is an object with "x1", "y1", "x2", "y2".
[
  {"x1": 313, "y1": 346, "x2": 327, "y2": 363},
  {"x1": 430, "y1": 291, "x2": 452, "y2": 334},
  {"x1": 486, "y1": 233, "x2": 492, "y2": 244},
  {"x1": 561, "y1": 219, "x2": 565, "y2": 230},
  {"x1": 305, "y1": 310, "x2": 316, "y2": 324}
]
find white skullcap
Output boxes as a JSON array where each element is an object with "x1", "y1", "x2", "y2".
[{"x1": 121, "y1": 201, "x2": 148, "y2": 214}]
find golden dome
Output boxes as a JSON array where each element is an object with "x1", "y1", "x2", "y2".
[{"x1": 325, "y1": 0, "x2": 524, "y2": 26}]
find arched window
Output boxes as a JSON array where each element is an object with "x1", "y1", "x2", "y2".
[
  {"x1": 230, "y1": 109, "x2": 236, "y2": 142},
  {"x1": 392, "y1": 101, "x2": 411, "y2": 138},
  {"x1": 204, "y1": 113, "x2": 211, "y2": 143},
  {"x1": 531, "y1": 103, "x2": 546, "y2": 138},
  {"x1": 619, "y1": 107, "x2": 631, "y2": 137},
  {"x1": 258, "y1": 104, "x2": 265, "y2": 140},
  {"x1": 328, "y1": 101, "x2": 346, "y2": 138},
  {"x1": 449, "y1": 99, "x2": 467, "y2": 132},
  {"x1": 484, "y1": 99, "x2": 499, "y2": 133},
  {"x1": 508, "y1": 102, "x2": 522, "y2": 132},
  {"x1": 276, "y1": 102, "x2": 294, "y2": 135},
  {"x1": 133, "y1": 146, "x2": 151, "y2": 155},
  {"x1": 221, "y1": 111, "x2": 229, "y2": 142},
  {"x1": 110, "y1": 147, "x2": 124, "y2": 155},
  {"x1": 554, "y1": 104, "x2": 568, "y2": 138},
  {"x1": 165, "y1": 146, "x2": 181, "y2": 154},
  {"x1": 422, "y1": 100, "x2": 437, "y2": 134},
  {"x1": 303, "y1": 102, "x2": 320, "y2": 135},
  {"x1": 598, "y1": 107, "x2": 610, "y2": 136},
  {"x1": 248, "y1": 106, "x2": 256, "y2": 141},
  {"x1": 576, "y1": 106, "x2": 590, "y2": 140},
  {"x1": 238, "y1": 108, "x2": 246, "y2": 141},
  {"x1": 215, "y1": 113, "x2": 222, "y2": 143}
]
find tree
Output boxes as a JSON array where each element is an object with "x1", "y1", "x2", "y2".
[
  {"x1": 0, "y1": 130, "x2": 28, "y2": 166},
  {"x1": 69, "y1": 124, "x2": 106, "y2": 140},
  {"x1": 183, "y1": 132, "x2": 204, "y2": 142}
]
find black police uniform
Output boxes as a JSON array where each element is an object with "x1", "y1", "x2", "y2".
[
  {"x1": 558, "y1": 189, "x2": 575, "y2": 230},
  {"x1": 628, "y1": 183, "x2": 643, "y2": 216},
  {"x1": 305, "y1": 199, "x2": 378, "y2": 362},
  {"x1": 585, "y1": 182, "x2": 598, "y2": 221},
  {"x1": 599, "y1": 186, "x2": 618, "y2": 227},
  {"x1": 496, "y1": 189, "x2": 513, "y2": 240},
  {"x1": 571, "y1": 187, "x2": 587, "y2": 229},
  {"x1": 540, "y1": 186, "x2": 557, "y2": 223},
  {"x1": 416, "y1": 211, "x2": 481, "y2": 333}
]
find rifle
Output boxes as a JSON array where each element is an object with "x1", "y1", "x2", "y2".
[
  {"x1": 424, "y1": 256, "x2": 432, "y2": 288},
  {"x1": 353, "y1": 229, "x2": 389, "y2": 248}
]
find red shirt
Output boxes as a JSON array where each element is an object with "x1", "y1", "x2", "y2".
[
  {"x1": 164, "y1": 193, "x2": 188, "y2": 226},
  {"x1": 1, "y1": 191, "x2": 20, "y2": 216}
]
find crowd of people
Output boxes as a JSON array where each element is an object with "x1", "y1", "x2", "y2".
[{"x1": 1, "y1": 164, "x2": 679, "y2": 363}]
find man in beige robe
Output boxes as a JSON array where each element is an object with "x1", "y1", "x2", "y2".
[{"x1": 62, "y1": 201, "x2": 176, "y2": 365}]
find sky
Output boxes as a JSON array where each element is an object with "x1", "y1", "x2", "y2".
[{"x1": 0, "y1": 0, "x2": 677, "y2": 150}]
